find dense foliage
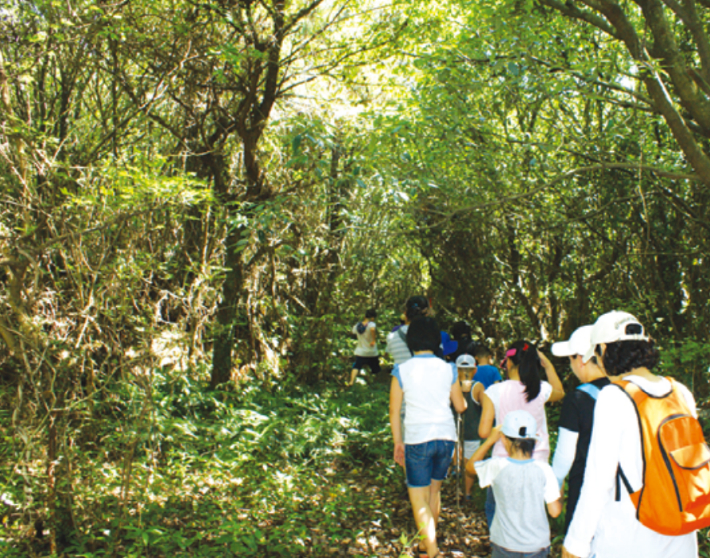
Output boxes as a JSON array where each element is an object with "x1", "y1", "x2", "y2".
[
  {"x1": 0, "y1": 372, "x2": 400, "y2": 557},
  {"x1": 2, "y1": 0, "x2": 710, "y2": 554}
]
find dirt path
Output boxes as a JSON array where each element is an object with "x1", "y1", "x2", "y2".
[{"x1": 336, "y1": 475, "x2": 493, "y2": 557}]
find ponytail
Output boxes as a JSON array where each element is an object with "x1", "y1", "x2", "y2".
[{"x1": 508, "y1": 340, "x2": 542, "y2": 402}]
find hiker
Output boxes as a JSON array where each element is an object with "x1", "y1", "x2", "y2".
[
  {"x1": 386, "y1": 296, "x2": 429, "y2": 366},
  {"x1": 453, "y1": 353, "x2": 485, "y2": 502},
  {"x1": 562, "y1": 311, "x2": 703, "y2": 558},
  {"x1": 454, "y1": 348, "x2": 501, "y2": 502},
  {"x1": 390, "y1": 316, "x2": 467, "y2": 558},
  {"x1": 549, "y1": 325, "x2": 610, "y2": 534},
  {"x1": 478, "y1": 341, "x2": 564, "y2": 527},
  {"x1": 349, "y1": 309, "x2": 379, "y2": 386},
  {"x1": 468, "y1": 410, "x2": 562, "y2": 558},
  {"x1": 449, "y1": 321, "x2": 473, "y2": 363},
  {"x1": 472, "y1": 344, "x2": 502, "y2": 388}
]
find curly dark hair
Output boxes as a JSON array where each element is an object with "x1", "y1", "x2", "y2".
[{"x1": 600, "y1": 340, "x2": 660, "y2": 375}]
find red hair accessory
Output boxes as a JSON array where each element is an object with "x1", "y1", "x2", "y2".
[{"x1": 523, "y1": 343, "x2": 529, "y2": 351}]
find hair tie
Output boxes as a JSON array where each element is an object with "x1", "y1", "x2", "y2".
[{"x1": 523, "y1": 343, "x2": 529, "y2": 351}]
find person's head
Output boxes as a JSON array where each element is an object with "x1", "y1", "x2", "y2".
[
  {"x1": 551, "y1": 325, "x2": 604, "y2": 382},
  {"x1": 455, "y1": 353, "x2": 476, "y2": 380},
  {"x1": 502, "y1": 340, "x2": 542, "y2": 402},
  {"x1": 365, "y1": 308, "x2": 377, "y2": 320},
  {"x1": 404, "y1": 296, "x2": 429, "y2": 323},
  {"x1": 501, "y1": 410, "x2": 539, "y2": 458},
  {"x1": 473, "y1": 343, "x2": 493, "y2": 365},
  {"x1": 456, "y1": 353, "x2": 476, "y2": 370},
  {"x1": 451, "y1": 321, "x2": 472, "y2": 342},
  {"x1": 406, "y1": 316, "x2": 440, "y2": 354},
  {"x1": 584, "y1": 311, "x2": 658, "y2": 376}
]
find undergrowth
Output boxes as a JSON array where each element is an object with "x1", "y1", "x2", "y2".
[
  {"x1": 1, "y1": 370, "x2": 709, "y2": 557},
  {"x1": 0, "y1": 372, "x2": 403, "y2": 558}
]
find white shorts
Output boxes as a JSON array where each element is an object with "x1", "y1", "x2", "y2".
[{"x1": 463, "y1": 440, "x2": 481, "y2": 460}]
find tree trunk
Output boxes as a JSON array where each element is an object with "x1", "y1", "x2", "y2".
[{"x1": 210, "y1": 224, "x2": 245, "y2": 388}]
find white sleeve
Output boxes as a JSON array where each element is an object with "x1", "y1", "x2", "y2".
[
  {"x1": 677, "y1": 382, "x2": 698, "y2": 418},
  {"x1": 552, "y1": 427, "x2": 579, "y2": 488},
  {"x1": 539, "y1": 462, "x2": 562, "y2": 504},
  {"x1": 485, "y1": 383, "x2": 501, "y2": 409},
  {"x1": 352, "y1": 324, "x2": 358, "y2": 334},
  {"x1": 564, "y1": 386, "x2": 635, "y2": 557},
  {"x1": 474, "y1": 457, "x2": 506, "y2": 488},
  {"x1": 541, "y1": 381, "x2": 553, "y2": 402}
]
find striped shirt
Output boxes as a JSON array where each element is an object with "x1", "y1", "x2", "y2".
[{"x1": 386, "y1": 326, "x2": 412, "y2": 365}]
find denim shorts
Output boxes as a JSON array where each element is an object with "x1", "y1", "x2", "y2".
[
  {"x1": 404, "y1": 440, "x2": 455, "y2": 488},
  {"x1": 491, "y1": 542, "x2": 549, "y2": 558}
]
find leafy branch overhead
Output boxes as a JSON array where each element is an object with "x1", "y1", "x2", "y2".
[{"x1": 2, "y1": 0, "x2": 710, "y2": 555}]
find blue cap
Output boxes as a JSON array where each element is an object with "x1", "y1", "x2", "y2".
[{"x1": 440, "y1": 332, "x2": 458, "y2": 356}]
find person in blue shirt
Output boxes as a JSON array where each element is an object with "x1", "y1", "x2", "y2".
[{"x1": 473, "y1": 344, "x2": 502, "y2": 388}]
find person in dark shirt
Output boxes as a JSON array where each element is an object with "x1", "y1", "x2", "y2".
[
  {"x1": 449, "y1": 321, "x2": 473, "y2": 363},
  {"x1": 550, "y1": 325, "x2": 610, "y2": 533}
]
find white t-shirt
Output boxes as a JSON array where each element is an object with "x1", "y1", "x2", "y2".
[
  {"x1": 392, "y1": 355, "x2": 457, "y2": 444},
  {"x1": 485, "y1": 380, "x2": 553, "y2": 462},
  {"x1": 352, "y1": 321, "x2": 378, "y2": 357},
  {"x1": 564, "y1": 375, "x2": 698, "y2": 558},
  {"x1": 476, "y1": 456, "x2": 560, "y2": 552}
]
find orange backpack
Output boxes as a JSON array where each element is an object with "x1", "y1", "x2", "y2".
[{"x1": 613, "y1": 377, "x2": 710, "y2": 535}]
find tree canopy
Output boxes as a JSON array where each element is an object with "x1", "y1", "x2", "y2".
[{"x1": 2, "y1": 0, "x2": 710, "y2": 554}]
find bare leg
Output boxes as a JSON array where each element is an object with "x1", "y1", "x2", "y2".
[
  {"x1": 349, "y1": 368, "x2": 359, "y2": 386},
  {"x1": 465, "y1": 470, "x2": 475, "y2": 497},
  {"x1": 409, "y1": 482, "x2": 442, "y2": 557},
  {"x1": 429, "y1": 479, "x2": 443, "y2": 526}
]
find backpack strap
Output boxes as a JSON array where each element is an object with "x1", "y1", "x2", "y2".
[
  {"x1": 577, "y1": 383, "x2": 601, "y2": 400},
  {"x1": 611, "y1": 379, "x2": 647, "y2": 505},
  {"x1": 616, "y1": 465, "x2": 635, "y2": 501}
]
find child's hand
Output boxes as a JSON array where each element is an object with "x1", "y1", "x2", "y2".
[
  {"x1": 561, "y1": 547, "x2": 579, "y2": 558},
  {"x1": 394, "y1": 442, "x2": 405, "y2": 467},
  {"x1": 489, "y1": 425, "x2": 503, "y2": 443}
]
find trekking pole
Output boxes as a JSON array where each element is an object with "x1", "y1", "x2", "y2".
[{"x1": 455, "y1": 412, "x2": 462, "y2": 509}]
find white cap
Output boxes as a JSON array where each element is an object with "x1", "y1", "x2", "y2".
[
  {"x1": 582, "y1": 310, "x2": 649, "y2": 363},
  {"x1": 551, "y1": 325, "x2": 594, "y2": 362},
  {"x1": 501, "y1": 410, "x2": 540, "y2": 440},
  {"x1": 455, "y1": 354, "x2": 476, "y2": 368}
]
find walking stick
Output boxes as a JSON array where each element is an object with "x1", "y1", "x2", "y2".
[{"x1": 455, "y1": 411, "x2": 463, "y2": 508}]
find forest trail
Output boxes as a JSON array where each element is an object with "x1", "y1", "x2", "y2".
[{"x1": 336, "y1": 471, "x2": 492, "y2": 558}]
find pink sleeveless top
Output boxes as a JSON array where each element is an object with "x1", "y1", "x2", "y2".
[{"x1": 485, "y1": 380, "x2": 552, "y2": 462}]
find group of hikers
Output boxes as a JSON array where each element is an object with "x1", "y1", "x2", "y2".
[{"x1": 349, "y1": 297, "x2": 710, "y2": 558}]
